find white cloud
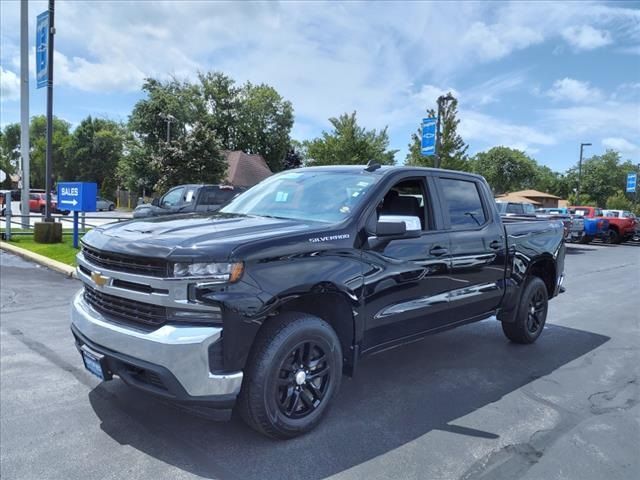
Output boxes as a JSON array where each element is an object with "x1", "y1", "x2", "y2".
[
  {"x1": 562, "y1": 25, "x2": 613, "y2": 51},
  {"x1": 602, "y1": 137, "x2": 639, "y2": 154},
  {"x1": 458, "y1": 110, "x2": 556, "y2": 154},
  {"x1": 546, "y1": 78, "x2": 603, "y2": 103},
  {"x1": 0, "y1": 67, "x2": 20, "y2": 102}
]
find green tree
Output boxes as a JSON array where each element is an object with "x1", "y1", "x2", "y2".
[
  {"x1": 471, "y1": 146, "x2": 538, "y2": 194},
  {"x1": 151, "y1": 121, "x2": 226, "y2": 191},
  {"x1": 0, "y1": 125, "x2": 19, "y2": 188},
  {"x1": 63, "y1": 116, "x2": 125, "y2": 197},
  {"x1": 565, "y1": 150, "x2": 635, "y2": 206},
  {"x1": 117, "y1": 135, "x2": 159, "y2": 195},
  {"x1": 605, "y1": 191, "x2": 634, "y2": 211},
  {"x1": 304, "y1": 112, "x2": 396, "y2": 166},
  {"x1": 406, "y1": 95, "x2": 470, "y2": 170},
  {"x1": 29, "y1": 115, "x2": 72, "y2": 189},
  {"x1": 236, "y1": 82, "x2": 294, "y2": 172},
  {"x1": 199, "y1": 72, "x2": 240, "y2": 148},
  {"x1": 533, "y1": 165, "x2": 570, "y2": 198}
]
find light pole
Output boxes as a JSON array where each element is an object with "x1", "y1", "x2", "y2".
[
  {"x1": 163, "y1": 114, "x2": 175, "y2": 142},
  {"x1": 435, "y1": 93, "x2": 455, "y2": 168},
  {"x1": 576, "y1": 142, "x2": 591, "y2": 205}
]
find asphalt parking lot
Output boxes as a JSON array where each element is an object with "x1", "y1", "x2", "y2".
[{"x1": 1, "y1": 242, "x2": 638, "y2": 480}]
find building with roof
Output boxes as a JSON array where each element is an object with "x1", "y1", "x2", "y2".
[
  {"x1": 495, "y1": 189, "x2": 562, "y2": 208},
  {"x1": 223, "y1": 151, "x2": 273, "y2": 187}
]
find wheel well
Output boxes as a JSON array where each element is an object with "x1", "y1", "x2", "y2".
[
  {"x1": 527, "y1": 258, "x2": 556, "y2": 297},
  {"x1": 273, "y1": 292, "x2": 355, "y2": 371}
]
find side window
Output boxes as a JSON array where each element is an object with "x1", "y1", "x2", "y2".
[
  {"x1": 440, "y1": 178, "x2": 487, "y2": 229},
  {"x1": 523, "y1": 204, "x2": 535, "y2": 214},
  {"x1": 377, "y1": 179, "x2": 429, "y2": 230},
  {"x1": 161, "y1": 187, "x2": 184, "y2": 208},
  {"x1": 506, "y1": 203, "x2": 523, "y2": 214},
  {"x1": 183, "y1": 187, "x2": 197, "y2": 204}
]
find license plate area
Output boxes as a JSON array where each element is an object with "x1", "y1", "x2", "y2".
[{"x1": 80, "y1": 345, "x2": 111, "y2": 381}]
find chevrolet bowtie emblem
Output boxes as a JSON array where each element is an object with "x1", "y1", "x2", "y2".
[{"x1": 91, "y1": 271, "x2": 110, "y2": 287}]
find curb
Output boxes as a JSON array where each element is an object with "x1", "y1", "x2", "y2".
[{"x1": 0, "y1": 241, "x2": 77, "y2": 279}]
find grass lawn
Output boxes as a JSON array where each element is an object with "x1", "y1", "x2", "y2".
[{"x1": 2, "y1": 232, "x2": 80, "y2": 266}]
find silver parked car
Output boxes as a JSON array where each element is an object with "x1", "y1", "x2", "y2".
[{"x1": 96, "y1": 197, "x2": 115, "y2": 211}]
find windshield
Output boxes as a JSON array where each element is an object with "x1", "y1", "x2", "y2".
[{"x1": 221, "y1": 170, "x2": 380, "y2": 223}]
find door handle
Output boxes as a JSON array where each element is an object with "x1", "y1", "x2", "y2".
[
  {"x1": 489, "y1": 240, "x2": 502, "y2": 250},
  {"x1": 429, "y1": 246, "x2": 449, "y2": 256}
]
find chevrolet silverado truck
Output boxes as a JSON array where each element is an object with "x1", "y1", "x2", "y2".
[{"x1": 71, "y1": 165, "x2": 566, "y2": 439}]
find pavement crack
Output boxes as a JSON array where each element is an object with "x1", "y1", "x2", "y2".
[{"x1": 588, "y1": 377, "x2": 639, "y2": 415}]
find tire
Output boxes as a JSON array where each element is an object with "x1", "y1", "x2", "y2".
[
  {"x1": 579, "y1": 235, "x2": 591, "y2": 244},
  {"x1": 39, "y1": 206, "x2": 45, "y2": 214},
  {"x1": 108, "y1": 204, "x2": 115, "y2": 211},
  {"x1": 502, "y1": 276, "x2": 549, "y2": 344},
  {"x1": 237, "y1": 312, "x2": 343, "y2": 439},
  {"x1": 605, "y1": 228, "x2": 620, "y2": 244}
]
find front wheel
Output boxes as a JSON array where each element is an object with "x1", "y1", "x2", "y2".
[
  {"x1": 605, "y1": 228, "x2": 620, "y2": 244},
  {"x1": 237, "y1": 313, "x2": 342, "y2": 439},
  {"x1": 108, "y1": 204, "x2": 115, "y2": 211},
  {"x1": 502, "y1": 276, "x2": 549, "y2": 344}
]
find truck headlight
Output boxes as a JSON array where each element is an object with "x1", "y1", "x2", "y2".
[{"x1": 172, "y1": 262, "x2": 244, "y2": 282}]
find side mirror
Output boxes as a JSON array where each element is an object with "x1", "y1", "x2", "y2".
[
  {"x1": 151, "y1": 197, "x2": 159, "y2": 207},
  {"x1": 376, "y1": 220, "x2": 406, "y2": 237}
]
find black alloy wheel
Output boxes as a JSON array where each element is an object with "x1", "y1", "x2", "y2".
[
  {"x1": 275, "y1": 340, "x2": 331, "y2": 419},
  {"x1": 501, "y1": 276, "x2": 548, "y2": 344},
  {"x1": 526, "y1": 289, "x2": 546, "y2": 335}
]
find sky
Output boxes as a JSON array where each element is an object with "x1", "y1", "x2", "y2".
[{"x1": 1, "y1": 0, "x2": 639, "y2": 172}]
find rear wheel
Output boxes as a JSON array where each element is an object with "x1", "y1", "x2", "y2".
[
  {"x1": 605, "y1": 228, "x2": 620, "y2": 244},
  {"x1": 39, "y1": 206, "x2": 45, "y2": 214},
  {"x1": 108, "y1": 204, "x2": 115, "y2": 211},
  {"x1": 237, "y1": 313, "x2": 342, "y2": 439},
  {"x1": 502, "y1": 276, "x2": 548, "y2": 344}
]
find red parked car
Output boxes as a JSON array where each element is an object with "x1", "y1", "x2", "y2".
[
  {"x1": 27, "y1": 193, "x2": 69, "y2": 215},
  {"x1": 570, "y1": 205, "x2": 636, "y2": 244}
]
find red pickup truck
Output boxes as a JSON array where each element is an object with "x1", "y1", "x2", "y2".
[{"x1": 570, "y1": 206, "x2": 636, "y2": 244}]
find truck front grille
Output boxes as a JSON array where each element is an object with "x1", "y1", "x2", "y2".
[
  {"x1": 84, "y1": 285, "x2": 167, "y2": 328},
  {"x1": 81, "y1": 244, "x2": 169, "y2": 277}
]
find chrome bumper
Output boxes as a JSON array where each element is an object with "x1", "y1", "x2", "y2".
[{"x1": 71, "y1": 290, "x2": 242, "y2": 398}]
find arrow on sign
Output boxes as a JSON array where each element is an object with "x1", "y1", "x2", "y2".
[{"x1": 61, "y1": 199, "x2": 78, "y2": 206}]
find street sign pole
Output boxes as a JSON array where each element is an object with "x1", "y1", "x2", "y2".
[{"x1": 44, "y1": 0, "x2": 55, "y2": 222}]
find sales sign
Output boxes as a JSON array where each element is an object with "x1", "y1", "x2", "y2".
[{"x1": 421, "y1": 117, "x2": 437, "y2": 156}]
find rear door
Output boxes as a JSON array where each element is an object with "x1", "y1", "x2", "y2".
[{"x1": 434, "y1": 174, "x2": 507, "y2": 319}]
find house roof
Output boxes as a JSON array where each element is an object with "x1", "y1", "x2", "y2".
[
  {"x1": 224, "y1": 151, "x2": 273, "y2": 187},
  {"x1": 495, "y1": 194, "x2": 543, "y2": 206},
  {"x1": 509, "y1": 189, "x2": 561, "y2": 199}
]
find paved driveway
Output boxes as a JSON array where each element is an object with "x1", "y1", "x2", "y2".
[{"x1": 1, "y1": 242, "x2": 638, "y2": 480}]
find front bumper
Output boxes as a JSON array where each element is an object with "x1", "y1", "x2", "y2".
[{"x1": 71, "y1": 291, "x2": 243, "y2": 409}]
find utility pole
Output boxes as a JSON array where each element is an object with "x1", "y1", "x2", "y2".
[
  {"x1": 44, "y1": 0, "x2": 55, "y2": 221},
  {"x1": 576, "y1": 142, "x2": 591, "y2": 205},
  {"x1": 20, "y1": 0, "x2": 30, "y2": 227},
  {"x1": 435, "y1": 93, "x2": 455, "y2": 169}
]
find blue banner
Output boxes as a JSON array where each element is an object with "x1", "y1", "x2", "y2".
[
  {"x1": 36, "y1": 11, "x2": 49, "y2": 89},
  {"x1": 626, "y1": 172, "x2": 637, "y2": 193},
  {"x1": 421, "y1": 117, "x2": 437, "y2": 156}
]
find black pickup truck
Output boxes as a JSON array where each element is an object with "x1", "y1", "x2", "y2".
[{"x1": 71, "y1": 165, "x2": 565, "y2": 439}]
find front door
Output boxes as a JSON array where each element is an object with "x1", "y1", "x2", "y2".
[{"x1": 361, "y1": 176, "x2": 457, "y2": 352}]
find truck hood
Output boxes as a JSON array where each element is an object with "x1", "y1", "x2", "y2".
[{"x1": 82, "y1": 213, "x2": 320, "y2": 261}]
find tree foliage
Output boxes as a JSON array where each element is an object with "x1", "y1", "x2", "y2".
[
  {"x1": 564, "y1": 150, "x2": 636, "y2": 207},
  {"x1": 605, "y1": 191, "x2": 634, "y2": 211},
  {"x1": 470, "y1": 147, "x2": 538, "y2": 195},
  {"x1": 303, "y1": 112, "x2": 396, "y2": 166},
  {"x1": 63, "y1": 117, "x2": 125, "y2": 196},
  {"x1": 406, "y1": 94, "x2": 470, "y2": 171}
]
